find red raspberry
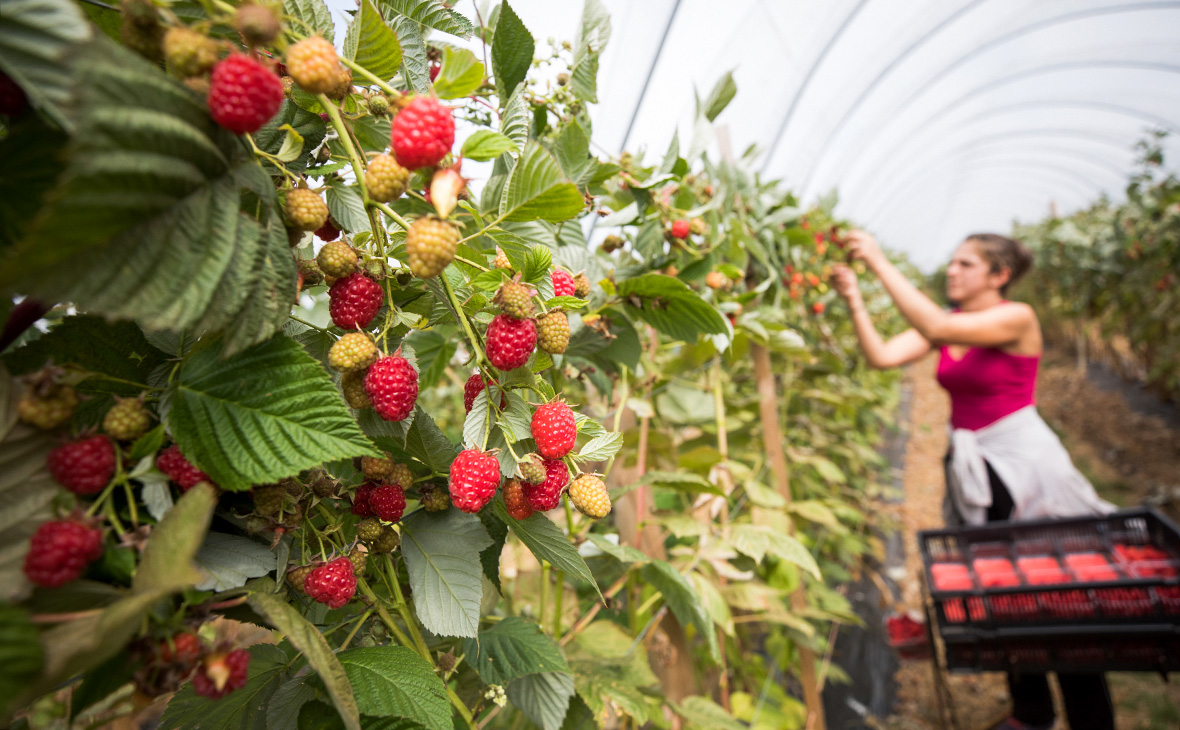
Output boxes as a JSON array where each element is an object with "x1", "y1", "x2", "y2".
[
  {"x1": 207, "y1": 54, "x2": 283, "y2": 134},
  {"x1": 304, "y1": 556, "x2": 356, "y2": 609},
  {"x1": 531, "y1": 401, "x2": 577, "y2": 459},
  {"x1": 192, "y1": 649, "x2": 250, "y2": 699},
  {"x1": 369, "y1": 484, "x2": 406, "y2": 522},
  {"x1": 23, "y1": 519, "x2": 104, "y2": 588},
  {"x1": 523, "y1": 459, "x2": 568, "y2": 512},
  {"x1": 350, "y1": 482, "x2": 375, "y2": 517},
  {"x1": 463, "y1": 372, "x2": 506, "y2": 412},
  {"x1": 503, "y1": 479, "x2": 533, "y2": 521},
  {"x1": 811, "y1": 302, "x2": 825, "y2": 315},
  {"x1": 551, "y1": 269, "x2": 575, "y2": 298},
  {"x1": 315, "y1": 218, "x2": 341, "y2": 241},
  {"x1": 364, "y1": 355, "x2": 418, "y2": 421},
  {"x1": 157, "y1": 444, "x2": 214, "y2": 491},
  {"x1": 670, "y1": 220, "x2": 690, "y2": 239},
  {"x1": 448, "y1": 449, "x2": 500, "y2": 513},
  {"x1": 47, "y1": 435, "x2": 116, "y2": 495},
  {"x1": 160, "y1": 632, "x2": 204, "y2": 666},
  {"x1": 485, "y1": 314, "x2": 536, "y2": 371},
  {"x1": 391, "y1": 96, "x2": 455, "y2": 170},
  {"x1": 329, "y1": 273, "x2": 383, "y2": 329}
]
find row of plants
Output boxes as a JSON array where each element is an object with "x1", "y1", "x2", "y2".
[
  {"x1": 1010, "y1": 133, "x2": 1180, "y2": 400},
  {"x1": 0, "y1": 1, "x2": 908, "y2": 728}
]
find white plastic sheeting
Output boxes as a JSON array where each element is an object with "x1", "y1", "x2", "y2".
[{"x1": 330, "y1": 1, "x2": 1180, "y2": 269}]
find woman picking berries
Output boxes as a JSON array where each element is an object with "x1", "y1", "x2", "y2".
[{"x1": 831, "y1": 232, "x2": 1115, "y2": 730}]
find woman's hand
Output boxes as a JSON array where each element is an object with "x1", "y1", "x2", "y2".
[
  {"x1": 844, "y1": 229, "x2": 885, "y2": 269},
  {"x1": 831, "y1": 265, "x2": 863, "y2": 306}
]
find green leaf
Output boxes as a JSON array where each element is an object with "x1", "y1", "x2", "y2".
[
  {"x1": 161, "y1": 644, "x2": 290, "y2": 730},
  {"x1": 337, "y1": 647, "x2": 450, "y2": 730},
  {"x1": 269, "y1": 676, "x2": 318, "y2": 730},
  {"x1": 499, "y1": 142, "x2": 586, "y2": 223},
  {"x1": 284, "y1": 0, "x2": 336, "y2": 43},
  {"x1": 617, "y1": 274, "x2": 729, "y2": 343},
  {"x1": 583, "y1": 534, "x2": 648, "y2": 565},
  {"x1": 462, "y1": 390, "x2": 494, "y2": 450},
  {"x1": 477, "y1": 509, "x2": 508, "y2": 593},
  {"x1": 377, "y1": 0, "x2": 473, "y2": 38},
  {"x1": 255, "y1": 103, "x2": 327, "y2": 174},
  {"x1": 409, "y1": 331, "x2": 456, "y2": 390},
  {"x1": 400, "y1": 510, "x2": 491, "y2": 638},
  {"x1": 570, "y1": 0, "x2": 610, "y2": 103},
  {"x1": 499, "y1": 83, "x2": 530, "y2": 150},
  {"x1": 0, "y1": 0, "x2": 91, "y2": 130},
  {"x1": 461, "y1": 130, "x2": 518, "y2": 162},
  {"x1": 674, "y1": 696, "x2": 746, "y2": 730},
  {"x1": 689, "y1": 572, "x2": 734, "y2": 636},
  {"x1": 701, "y1": 71, "x2": 737, "y2": 122},
  {"x1": 404, "y1": 407, "x2": 458, "y2": 473},
  {"x1": 327, "y1": 182, "x2": 372, "y2": 234},
  {"x1": 729, "y1": 524, "x2": 820, "y2": 579},
  {"x1": 640, "y1": 560, "x2": 719, "y2": 663},
  {"x1": 433, "y1": 46, "x2": 484, "y2": 99},
  {"x1": 386, "y1": 13, "x2": 430, "y2": 93},
  {"x1": 544, "y1": 296, "x2": 588, "y2": 310},
  {"x1": 522, "y1": 244, "x2": 554, "y2": 283},
  {"x1": 499, "y1": 392, "x2": 532, "y2": 444},
  {"x1": 492, "y1": 501, "x2": 602, "y2": 600},
  {"x1": 193, "y1": 533, "x2": 278, "y2": 592},
  {"x1": 249, "y1": 589, "x2": 360, "y2": 730},
  {"x1": 573, "y1": 431, "x2": 622, "y2": 463},
  {"x1": 554, "y1": 122, "x2": 594, "y2": 186},
  {"x1": 68, "y1": 651, "x2": 133, "y2": 722},
  {"x1": 566, "y1": 622, "x2": 654, "y2": 725},
  {"x1": 491, "y1": 1, "x2": 534, "y2": 98},
  {"x1": 0, "y1": 604, "x2": 43, "y2": 716},
  {"x1": 463, "y1": 617, "x2": 570, "y2": 686},
  {"x1": 344, "y1": 0, "x2": 403, "y2": 82},
  {"x1": 167, "y1": 334, "x2": 380, "y2": 492},
  {"x1": 641, "y1": 470, "x2": 723, "y2": 496},
  {"x1": 506, "y1": 672, "x2": 575, "y2": 730}
]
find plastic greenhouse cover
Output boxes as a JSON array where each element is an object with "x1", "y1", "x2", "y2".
[{"x1": 325, "y1": 0, "x2": 1180, "y2": 270}]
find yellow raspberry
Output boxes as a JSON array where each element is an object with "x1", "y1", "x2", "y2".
[
  {"x1": 329, "y1": 333, "x2": 378, "y2": 373},
  {"x1": 342, "y1": 370, "x2": 371, "y2": 409},
  {"x1": 286, "y1": 36, "x2": 341, "y2": 95},
  {"x1": 365, "y1": 154, "x2": 411, "y2": 203},
  {"x1": 537, "y1": 311, "x2": 570, "y2": 355},
  {"x1": 568, "y1": 474, "x2": 611, "y2": 519},
  {"x1": 316, "y1": 240, "x2": 358, "y2": 278},
  {"x1": 390, "y1": 463, "x2": 413, "y2": 487},
  {"x1": 406, "y1": 216, "x2": 459, "y2": 279},
  {"x1": 286, "y1": 189, "x2": 329, "y2": 231},
  {"x1": 163, "y1": 27, "x2": 219, "y2": 78},
  {"x1": 493, "y1": 247, "x2": 511, "y2": 270}
]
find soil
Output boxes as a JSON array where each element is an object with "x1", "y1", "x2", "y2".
[{"x1": 875, "y1": 349, "x2": 1180, "y2": 730}]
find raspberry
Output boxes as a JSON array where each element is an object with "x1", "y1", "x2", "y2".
[
  {"x1": 518, "y1": 453, "x2": 545, "y2": 485},
  {"x1": 47, "y1": 435, "x2": 116, "y2": 495},
  {"x1": 418, "y1": 484, "x2": 451, "y2": 512},
  {"x1": 0, "y1": 72, "x2": 29, "y2": 117},
  {"x1": 536, "y1": 311, "x2": 570, "y2": 355},
  {"x1": 523, "y1": 459, "x2": 568, "y2": 512},
  {"x1": 600, "y1": 235, "x2": 623, "y2": 253},
  {"x1": 18, "y1": 384, "x2": 78, "y2": 430},
  {"x1": 485, "y1": 315, "x2": 536, "y2": 371},
  {"x1": 369, "y1": 484, "x2": 406, "y2": 522},
  {"x1": 371, "y1": 525, "x2": 401, "y2": 553},
  {"x1": 341, "y1": 371, "x2": 371, "y2": 409},
  {"x1": 367, "y1": 94, "x2": 390, "y2": 116},
  {"x1": 568, "y1": 474, "x2": 611, "y2": 518},
  {"x1": 163, "y1": 27, "x2": 219, "y2": 78},
  {"x1": 503, "y1": 479, "x2": 534, "y2": 520},
  {"x1": 406, "y1": 216, "x2": 459, "y2": 279},
  {"x1": 23, "y1": 519, "x2": 104, "y2": 588},
  {"x1": 208, "y1": 54, "x2": 283, "y2": 134},
  {"x1": 357, "y1": 517, "x2": 383, "y2": 543},
  {"x1": 316, "y1": 240, "x2": 358, "y2": 278},
  {"x1": 690, "y1": 218, "x2": 706, "y2": 235},
  {"x1": 192, "y1": 649, "x2": 250, "y2": 699},
  {"x1": 329, "y1": 273, "x2": 383, "y2": 329},
  {"x1": 364, "y1": 355, "x2": 419, "y2": 421},
  {"x1": 298, "y1": 259, "x2": 325, "y2": 287},
  {"x1": 120, "y1": 0, "x2": 165, "y2": 61},
  {"x1": 287, "y1": 565, "x2": 312, "y2": 593},
  {"x1": 252, "y1": 484, "x2": 286, "y2": 516},
  {"x1": 329, "y1": 332, "x2": 378, "y2": 372},
  {"x1": 326, "y1": 66, "x2": 353, "y2": 101},
  {"x1": 390, "y1": 463, "x2": 413, "y2": 487},
  {"x1": 103, "y1": 396, "x2": 151, "y2": 441},
  {"x1": 531, "y1": 401, "x2": 577, "y2": 459},
  {"x1": 391, "y1": 96, "x2": 455, "y2": 170},
  {"x1": 670, "y1": 220, "x2": 690, "y2": 239},
  {"x1": 234, "y1": 4, "x2": 280, "y2": 46},
  {"x1": 157, "y1": 444, "x2": 214, "y2": 491},
  {"x1": 315, "y1": 218, "x2": 341, "y2": 241},
  {"x1": 365, "y1": 154, "x2": 411, "y2": 203},
  {"x1": 705, "y1": 271, "x2": 730, "y2": 290},
  {"x1": 811, "y1": 302, "x2": 825, "y2": 315},
  {"x1": 350, "y1": 482, "x2": 375, "y2": 516},
  {"x1": 348, "y1": 546, "x2": 367, "y2": 575},
  {"x1": 361, "y1": 452, "x2": 394, "y2": 480},
  {"x1": 493, "y1": 248, "x2": 512, "y2": 270},
  {"x1": 304, "y1": 556, "x2": 356, "y2": 609},
  {"x1": 159, "y1": 632, "x2": 204, "y2": 666},
  {"x1": 463, "y1": 373, "x2": 506, "y2": 413},
  {"x1": 286, "y1": 36, "x2": 342, "y2": 95},
  {"x1": 448, "y1": 449, "x2": 500, "y2": 513},
  {"x1": 573, "y1": 273, "x2": 591, "y2": 298},
  {"x1": 495, "y1": 280, "x2": 536, "y2": 319},
  {"x1": 286, "y1": 189, "x2": 329, "y2": 232},
  {"x1": 551, "y1": 269, "x2": 575, "y2": 298}
]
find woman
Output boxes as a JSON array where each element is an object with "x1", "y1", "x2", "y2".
[{"x1": 831, "y1": 231, "x2": 1115, "y2": 730}]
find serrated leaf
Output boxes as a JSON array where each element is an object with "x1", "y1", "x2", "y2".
[
  {"x1": 284, "y1": 0, "x2": 336, "y2": 42},
  {"x1": 554, "y1": 121, "x2": 594, "y2": 186},
  {"x1": 386, "y1": 13, "x2": 430, "y2": 93},
  {"x1": 255, "y1": 103, "x2": 326, "y2": 174},
  {"x1": 689, "y1": 572, "x2": 734, "y2": 636},
  {"x1": 729, "y1": 524, "x2": 820, "y2": 579},
  {"x1": 129, "y1": 425, "x2": 167, "y2": 463},
  {"x1": 582, "y1": 534, "x2": 648, "y2": 565},
  {"x1": 499, "y1": 82, "x2": 530, "y2": 149},
  {"x1": 462, "y1": 390, "x2": 494, "y2": 450},
  {"x1": 544, "y1": 296, "x2": 588, "y2": 310},
  {"x1": 463, "y1": 616, "x2": 569, "y2": 686},
  {"x1": 139, "y1": 477, "x2": 175, "y2": 521},
  {"x1": 0, "y1": 0, "x2": 91, "y2": 130},
  {"x1": 400, "y1": 510, "x2": 491, "y2": 638},
  {"x1": 499, "y1": 392, "x2": 532, "y2": 444},
  {"x1": 403, "y1": 407, "x2": 457, "y2": 473},
  {"x1": 250, "y1": 589, "x2": 360, "y2": 730},
  {"x1": 701, "y1": 70, "x2": 736, "y2": 122},
  {"x1": 523, "y1": 245, "x2": 553, "y2": 283},
  {"x1": 167, "y1": 334, "x2": 380, "y2": 491},
  {"x1": 570, "y1": 0, "x2": 610, "y2": 103},
  {"x1": 377, "y1": 0, "x2": 473, "y2": 38},
  {"x1": 268, "y1": 676, "x2": 318, "y2": 730},
  {"x1": 499, "y1": 143, "x2": 586, "y2": 223},
  {"x1": 433, "y1": 45, "x2": 484, "y2": 99},
  {"x1": 409, "y1": 331, "x2": 456, "y2": 391},
  {"x1": 326, "y1": 183, "x2": 371, "y2": 234},
  {"x1": 0, "y1": 604, "x2": 44, "y2": 715},
  {"x1": 461, "y1": 130, "x2": 517, "y2": 162},
  {"x1": 477, "y1": 509, "x2": 508, "y2": 593},
  {"x1": 640, "y1": 560, "x2": 719, "y2": 663},
  {"x1": 161, "y1": 644, "x2": 289, "y2": 730},
  {"x1": 674, "y1": 696, "x2": 746, "y2": 730},
  {"x1": 574, "y1": 431, "x2": 622, "y2": 462},
  {"x1": 337, "y1": 647, "x2": 450, "y2": 730},
  {"x1": 344, "y1": 0, "x2": 403, "y2": 82},
  {"x1": 566, "y1": 622, "x2": 654, "y2": 724},
  {"x1": 617, "y1": 274, "x2": 728, "y2": 343},
  {"x1": 491, "y1": 1, "x2": 534, "y2": 98},
  {"x1": 193, "y1": 533, "x2": 278, "y2": 592},
  {"x1": 507, "y1": 672, "x2": 575, "y2": 730},
  {"x1": 493, "y1": 502, "x2": 601, "y2": 600}
]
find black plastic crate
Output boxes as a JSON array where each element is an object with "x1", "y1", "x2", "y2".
[
  {"x1": 942, "y1": 625, "x2": 1180, "y2": 673},
  {"x1": 919, "y1": 508, "x2": 1180, "y2": 634}
]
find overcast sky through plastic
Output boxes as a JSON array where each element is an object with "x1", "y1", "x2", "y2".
[{"x1": 326, "y1": 0, "x2": 1180, "y2": 271}]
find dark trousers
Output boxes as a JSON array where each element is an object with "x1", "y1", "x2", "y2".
[{"x1": 982, "y1": 462, "x2": 1115, "y2": 730}]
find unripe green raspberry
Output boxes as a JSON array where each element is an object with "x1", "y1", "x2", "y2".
[
  {"x1": 390, "y1": 463, "x2": 413, "y2": 488},
  {"x1": 234, "y1": 4, "x2": 280, "y2": 46},
  {"x1": 519, "y1": 454, "x2": 545, "y2": 485},
  {"x1": 537, "y1": 311, "x2": 570, "y2": 355},
  {"x1": 329, "y1": 332, "x2": 378, "y2": 373},
  {"x1": 253, "y1": 484, "x2": 286, "y2": 516},
  {"x1": 308, "y1": 469, "x2": 340, "y2": 498},
  {"x1": 286, "y1": 189, "x2": 329, "y2": 231},
  {"x1": 299, "y1": 258, "x2": 325, "y2": 287},
  {"x1": 367, "y1": 94, "x2": 390, "y2": 116},
  {"x1": 493, "y1": 248, "x2": 511, "y2": 270},
  {"x1": 361, "y1": 452, "x2": 394, "y2": 480},
  {"x1": 406, "y1": 216, "x2": 459, "y2": 279},
  {"x1": 568, "y1": 474, "x2": 611, "y2": 518},
  {"x1": 341, "y1": 371, "x2": 370, "y2": 409},
  {"x1": 286, "y1": 36, "x2": 342, "y2": 95},
  {"x1": 18, "y1": 384, "x2": 78, "y2": 430},
  {"x1": 572, "y1": 273, "x2": 591, "y2": 298},
  {"x1": 163, "y1": 27, "x2": 219, "y2": 78},
  {"x1": 120, "y1": 0, "x2": 165, "y2": 62},
  {"x1": 287, "y1": 565, "x2": 312, "y2": 593},
  {"x1": 370, "y1": 525, "x2": 400, "y2": 553},
  {"x1": 365, "y1": 154, "x2": 411, "y2": 203},
  {"x1": 316, "y1": 240, "x2": 358, "y2": 278},
  {"x1": 601, "y1": 235, "x2": 623, "y2": 253},
  {"x1": 556, "y1": 72, "x2": 570, "y2": 86},
  {"x1": 418, "y1": 485, "x2": 451, "y2": 512},
  {"x1": 494, "y1": 280, "x2": 536, "y2": 319},
  {"x1": 356, "y1": 517, "x2": 383, "y2": 543},
  {"x1": 103, "y1": 397, "x2": 151, "y2": 441},
  {"x1": 348, "y1": 546, "x2": 367, "y2": 575}
]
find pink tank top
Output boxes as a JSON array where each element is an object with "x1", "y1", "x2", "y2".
[{"x1": 936, "y1": 346, "x2": 1039, "y2": 431}]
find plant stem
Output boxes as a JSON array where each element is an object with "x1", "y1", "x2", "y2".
[
  {"x1": 539, "y1": 561, "x2": 549, "y2": 629},
  {"x1": 455, "y1": 255, "x2": 490, "y2": 272},
  {"x1": 371, "y1": 201, "x2": 410, "y2": 230},
  {"x1": 339, "y1": 609, "x2": 373, "y2": 651},
  {"x1": 339, "y1": 57, "x2": 401, "y2": 98},
  {"x1": 289, "y1": 315, "x2": 329, "y2": 332},
  {"x1": 319, "y1": 94, "x2": 369, "y2": 201},
  {"x1": 558, "y1": 571, "x2": 630, "y2": 647},
  {"x1": 456, "y1": 213, "x2": 508, "y2": 246},
  {"x1": 441, "y1": 273, "x2": 489, "y2": 370},
  {"x1": 552, "y1": 569, "x2": 564, "y2": 635}
]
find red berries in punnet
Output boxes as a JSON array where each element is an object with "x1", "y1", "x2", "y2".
[
  {"x1": 192, "y1": 649, "x2": 251, "y2": 699},
  {"x1": 448, "y1": 449, "x2": 501, "y2": 513},
  {"x1": 23, "y1": 519, "x2": 104, "y2": 588},
  {"x1": 670, "y1": 219, "x2": 690, "y2": 239},
  {"x1": 329, "y1": 272, "x2": 383, "y2": 330},
  {"x1": 523, "y1": 459, "x2": 568, "y2": 512},
  {"x1": 391, "y1": 96, "x2": 455, "y2": 170},
  {"x1": 485, "y1": 314, "x2": 536, "y2": 371},
  {"x1": 369, "y1": 484, "x2": 406, "y2": 522},
  {"x1": 304, "y1": 556, "x2": 356, "y2": 609},
  {"x1": 47, "y1": 435, "x2": 116, "y2": 495},
  {"x1": 531, "y1": 401, "x2": 577, "y2": 459},
  {"x1": 364, "y1": 355, "x2": 418, "y2": 421},
  {"x1": 157, "y1": 444, "x2": 214, "y2": 491},
  {"x1": 551, "y1": 269, "x2": 575, "y2": 298},
  {"x1": 207, "y1": 54, "x2": 283, "y2": 134}
]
